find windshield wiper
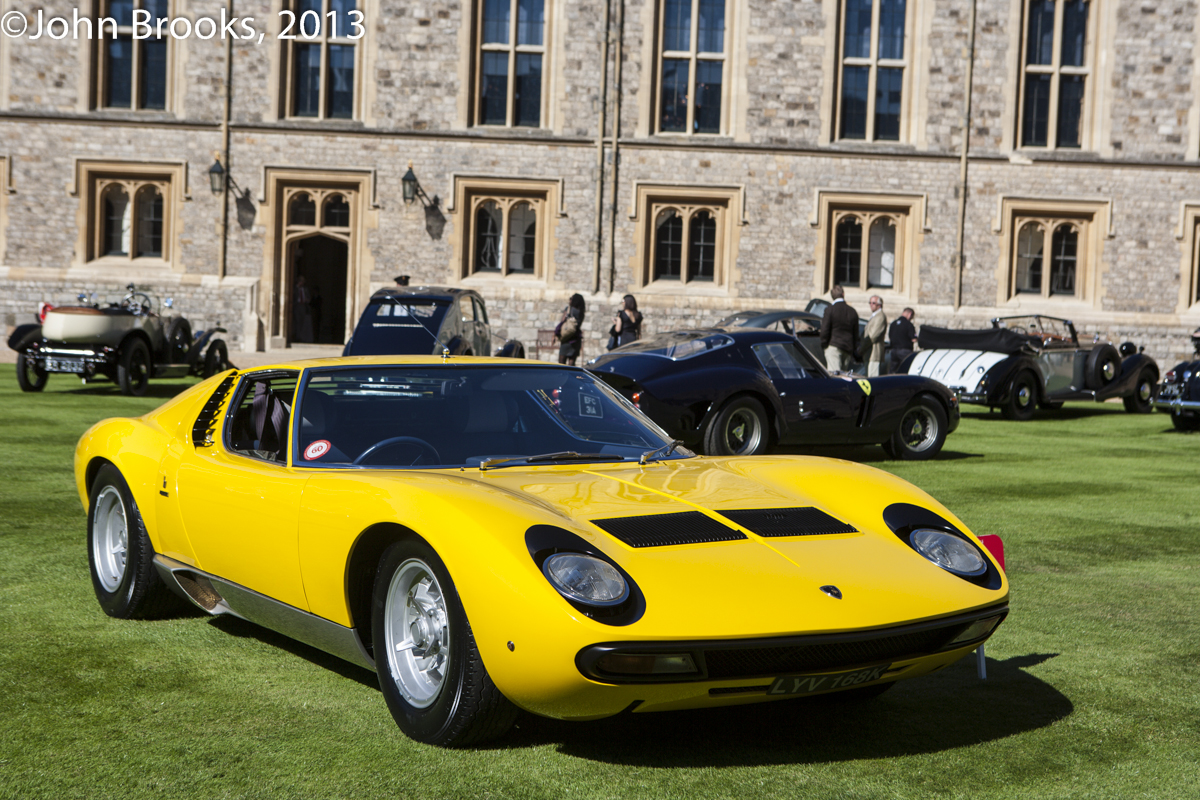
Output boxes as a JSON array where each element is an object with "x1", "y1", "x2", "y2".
[
  {"x1": 639, "y1": 439, "x2": 685, "y2": 465},
  {"x1": 479, "y1": 452, "x2": 626, "y2": 471}
]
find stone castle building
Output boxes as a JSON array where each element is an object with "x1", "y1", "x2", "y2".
[{"x1": 2, "y1": 0, "x2": 1200, "y2": 364}]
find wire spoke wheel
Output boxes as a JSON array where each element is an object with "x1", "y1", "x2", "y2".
[
  {"x1": 384, "y1": 559, "x2": 450, "y2": 709},
  {"x1": 91, "y1": 486, "x2": 128, "y2": 593},
  {"x1": 899, "y1": 405, "x2": 938, "y2": 453}
]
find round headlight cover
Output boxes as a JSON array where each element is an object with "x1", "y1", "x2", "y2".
[
  {"x1": 543, "y1": 553, "x2": 629, "y2": 607},
  {"x1": 910, "y1": 529, "x2": 987, "y2": 576}
]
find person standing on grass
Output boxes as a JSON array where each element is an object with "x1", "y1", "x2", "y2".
[
  {"x1": 889, "y1": 307, "x2": 918, "y2": 372},
  {"x1": 819, "y1": 285, "x2": 859, "y2": 372},
  {"x1": 556, "y1": 293, "x2": 586, "y2": 366},
  {"x1": 862, "y1": 295, "x2": 887, "y2": 377}
]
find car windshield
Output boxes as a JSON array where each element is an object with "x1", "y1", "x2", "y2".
[
  {"x1": 612, "y1": 331, "x2": 734, "y2": 360},
  {"x1": 347, "y1": 300, "x2": 448, "y2": 355},
  {"x1": 293, "y1": 365, "x2": 686, "y2": 469},
  {"x1": 715, "y1": 312, "x2": 759, "y2": 327},
  {"x1": 992, "y1": 315, "x2": 1074, "y2": 341}
]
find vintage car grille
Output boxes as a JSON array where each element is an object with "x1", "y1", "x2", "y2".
[
  {"x1": 590, "y1": 511, "x2": 747, "y2": 548},
  {"x1": 716, "y1": 507, "x2": 857, "y2": 538},
  {"x1": 701, "y1": 626, "x2": 958, "y2": 680}
]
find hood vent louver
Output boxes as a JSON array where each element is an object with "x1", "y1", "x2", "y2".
[
  {"x1": 591, "y1": 511, "x2": 747, "y2": 548},
  {"x1": 717, "y1": 507, "x2": 857, "y2": 538}
]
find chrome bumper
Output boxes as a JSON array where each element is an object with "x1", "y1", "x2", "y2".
[{"x1": 1154, "y1": 398, "x2": 1200, "y2": 412}]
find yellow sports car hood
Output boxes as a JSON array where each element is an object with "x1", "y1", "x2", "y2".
[{"x1": 413, "y1": 455, "x2": 1007, "y2": 641}]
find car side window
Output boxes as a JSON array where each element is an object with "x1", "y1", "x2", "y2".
[
  {"x1": 472, "y1": 296, "x2": 488, "y2": 325},
  {"x1": 459, "y1": 297, "x2": 475, "y2": 323},
  {"x1": 225, "y1": 370, "x2": 301, "y2": 464},
  {"x1": 753, "y1": 342, "x2": 815, "y2": 381},
  {"x1": 791, "y1": 317, "x2": 819, "y2": 335}
]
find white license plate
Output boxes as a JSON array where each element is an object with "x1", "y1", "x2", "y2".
[
  {"x1": 766, "y1": 663, "x2": 890, "y2": 696},
  {"x1": 45, "y1": 358, "x2": 86, "y2": 373}
]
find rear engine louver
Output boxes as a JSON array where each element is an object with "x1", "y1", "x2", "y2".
[
  {"x1": 717, "y1": 507, "x2": 857, "y2": 537},
  {"x1": 591, "y1": 511, "x2": 747, "y2": 548}
]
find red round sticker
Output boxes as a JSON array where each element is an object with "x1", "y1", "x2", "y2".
[{"x1": 304, "y1": 440, "x2": 331, "y2": 460}]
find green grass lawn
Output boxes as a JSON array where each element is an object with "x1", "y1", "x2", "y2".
[{"x1": 1, "y1": 366, "x2": 1198, "y2": 799}]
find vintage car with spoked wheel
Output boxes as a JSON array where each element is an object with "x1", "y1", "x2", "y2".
[
  {"x1": 7, "y1": 284, "x2": 231, "y2": 396},
  {"x1": 1154, "y1": 327, "x2": 1200, "y2": 430},
  {"x1": 586, "y1": 328, "x2": 959, "y2": 460},
  {"x1": 77, "y1": 355, "x2": 1006, "y2": 746},
  {"x1": 904, "y1": 315, "x2": 1159, "y2": 420}
]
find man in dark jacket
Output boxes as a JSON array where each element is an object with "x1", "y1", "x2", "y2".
[
  {"x1": 889, "y1": 307, "x2": 918, "y2": 371},
  {"x1": 819, "y1": 285, "x2": 859, "y2": 372}
]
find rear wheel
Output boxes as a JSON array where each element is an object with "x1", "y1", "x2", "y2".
[
  {"x1": 165, "y1": 318, "x2": 193, "y2": 364},
  {"x1": 703, "y1": 396, "x2": 769, "y2": 456},
  {"x1": 1123, "y1": 367, "x2": 1156, "y2": 414},
  {"x1": 372, "y1": 539, "x2": 517, "y2": 746},
  {"x1": 87, "y1": 464, "x2": 177, "y2": 619},
  {"x1": 16, "y1": 352, "x2": 47, "y2": 392},
  {"x1": 886, "y1": 396, "x2": 948, "y2": 460},
  {"x1": 117, "y1": 339, "x2": 151, "y2": 396},
  {"x1": 1001, "y1": 371, "x2": 1038, "y2": 421}
]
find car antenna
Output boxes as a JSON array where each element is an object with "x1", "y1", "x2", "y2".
[{"x1": 394, "y1": 298, "x2": 452, "y2": 359}]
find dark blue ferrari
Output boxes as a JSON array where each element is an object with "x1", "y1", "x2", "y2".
[{"x1": 587, "y1": 328, "x2": 958, "y2": 459}]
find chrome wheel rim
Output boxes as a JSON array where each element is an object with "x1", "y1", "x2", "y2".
[
  {"x1": 92, "y1": 486, "x2": 128, "y2": 592},
  {"x1": 1138, "y1": 380, "x2": 1152, "y2": 401},
  {"x1": 1015, "y1": 383, "x2": 1033, "y2": 409},
  {"x1": 900, "y1": 406, "x2": 939, "y2": 452},
  {"x1": 383, "y1": 559, "x2": 449, "y2": 709},
  {"x1": 1102, "y1": 360, "x2": 1116, "y2": 382},
  {"x1": 724, "y1": 408, "x2": 762, "y2": 454}
]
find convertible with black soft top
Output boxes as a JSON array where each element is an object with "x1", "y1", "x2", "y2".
[{"x1": 904, "y1": 315, "x2": 1159, "y2": 420}]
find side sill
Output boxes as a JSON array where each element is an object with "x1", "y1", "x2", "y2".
[{"x1": 153, "y1": 555, "x2": 375, "y2": 672}]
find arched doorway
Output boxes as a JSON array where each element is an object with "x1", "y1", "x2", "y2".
[{"x1": 281, "y1": 188, "x2": 354, "y2": 345}]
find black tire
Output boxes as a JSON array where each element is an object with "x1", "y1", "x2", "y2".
[
  {"x1": 886, "y1": 396, "x2": 948, "y2": 460},
  {"x1": 1123, "y1": 367, "x2": 1156, "y2": 414},
  {"x1": 1171, "y1": 412, "x2": 1200, "y2": 431},
  {"x1": 203, "y1": 340, "x2": 229, "y2": 378},
  {"x1": 1085, "y1": 343, "x2": 1121, "y2": 390},
  {"x1": 16, "y1": 352, "x2": 47, "y2": 392},
  {"x1": 703, "y1": 396, "x2": 770, "y2": 456},
  {"x1": 87, "y1": 464, "x2": 177, "y2": 619},
  {"x1": 117, "y1": 338, "x2": 151, "y2": 396},
  {"x1": 371, "y1": 539, "x2": 518, "y2": 747},
  {"x1": 165, "y1": 317, "x2": 193, "y2": 364},
  {"x1": 1001, "y1": 371, "x2": 1039, "y2": 421}
]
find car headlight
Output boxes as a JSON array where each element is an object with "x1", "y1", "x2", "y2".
[
  {"x1": 543, "y1": 553, "x2": 629, "y2": 607},
  {"x1": 910, "y1": 529, "x2": 987, "y2": 577}
]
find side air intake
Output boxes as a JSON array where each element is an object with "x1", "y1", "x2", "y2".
[
  {"x1": 591, "y1": 511, "x2": 747, "y2": 548},
  {"x1": 717, "y1": 507, "x2": 857, "y2": 538}
]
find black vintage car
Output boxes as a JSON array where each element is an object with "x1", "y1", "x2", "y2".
[
  {"x1": 343, "y1": 286, "x2": 524, "y2": 358},
  {"x1": 586, "y1": 328, "x2": 959, "y2": 459},
  {"x1": 716, "y1": 307, "x2": 890, "y2": 374},
  {"x1": 1154, "y1": 328, "x2": 1200, "y2": 430},
  {"x1": 906, "y1": 315, "x2": 1159, "y2": 420},
  {"x1": 8, "y1": 285, "x2": 230, "y2": 396}
]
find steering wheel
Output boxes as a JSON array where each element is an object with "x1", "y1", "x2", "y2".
[
  {"x1": 353, "y1": 436, "x2": 441, "y2": 466},
  {"x1": 121, "y1": 291, "x2": 153, "y2": 315}
]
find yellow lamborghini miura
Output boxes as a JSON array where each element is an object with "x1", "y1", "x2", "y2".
[{"x1": 76, "y1": 356, "x2": 1008, "y2": 746}]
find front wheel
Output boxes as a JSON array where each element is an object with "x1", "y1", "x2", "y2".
[
  {"x1": 1123, "y1": 368, "x2": 1156, "y2": 414},
  {"x1": 1001, "y1": 371, "x2": 1038, "y2": 421},
  {"x1": 117, "y1": 339, "x2": 151, "y2": 396},
  {"x1": 87, "y1": 464, "x2": 177, "y2": 618},
  {"x1": 885, "y1": 396, "x2": 948, "y2": 460},
  {"x1": 372, "y1": 539, "x2": 517, "y2": 747},
  {"x1": 703, "y1": 396, "x2": 770, "y2": 456},
  {"x1": 16, "y1": 352, "x2": 48, "y2": 392}
]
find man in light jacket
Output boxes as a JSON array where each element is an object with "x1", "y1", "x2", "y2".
[{"x1": 862, "y1": 295, "x2": 888, "y2": 377}]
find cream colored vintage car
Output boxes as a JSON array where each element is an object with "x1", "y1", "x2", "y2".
[{"x1": 8, "y1": 285, "x2": 231, "y2": 396}]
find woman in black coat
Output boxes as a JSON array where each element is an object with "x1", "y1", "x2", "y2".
[
  {"x1": 557, "y1": 293, "x2": 586, "y2": 366},
  {"x1": 613, "y1": 295, "x2": 642, "y2": 348}
]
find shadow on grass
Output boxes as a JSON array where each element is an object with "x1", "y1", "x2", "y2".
[
  {"x1": 59, "y1": 382, "x2": 196, "y2": 400},
  {"x1": 208, "y1": 615, "x2": 379, "y2": 689},
  {"x1": 773, "y1": 444, "x2": 983, "y2": 463},
  {"x1": 503, "y1": 652, "x2": 1070, "y2": 765},
  {"x1": 961, "y1": 406, "x2": 1125, "y2": 422}
]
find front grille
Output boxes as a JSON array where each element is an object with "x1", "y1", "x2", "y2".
[
  {"x1": 718, "y1": 507, "x2": 857, "y2": 538},
  {"x1": 702, "y1": 626, "x2": 963, "y2": 680},
  {"x1": 591, "y1": 511, "x2": 747, "y2": 548}
]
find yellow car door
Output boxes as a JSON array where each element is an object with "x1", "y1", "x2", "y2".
[{"x1": 174, "y1": 370, "x2": 310, "y2": 611}]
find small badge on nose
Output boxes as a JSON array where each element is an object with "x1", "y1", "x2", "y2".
[{"x1": 820, "y1": 585, "x2": 843, "y2": 599}]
